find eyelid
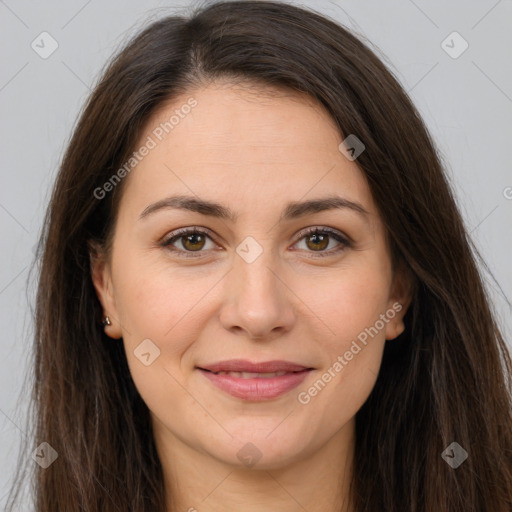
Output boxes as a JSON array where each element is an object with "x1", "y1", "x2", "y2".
[
  {"x1": 160, "y1": 225, "x2": 351, "y2": 258},
  {"x1": 160, "y1": 226, "x2": 220, "y2": 252},
  {"x1": 294, "y1": 225, "x2": 352, "y2": 245},
  {"x1": 290, "y1": 226, "x2": 351, "y2": 258}
]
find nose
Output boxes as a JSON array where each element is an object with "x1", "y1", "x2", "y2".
[{"x1": 218, "y1": 246, "x2": 296, "y2": 341}]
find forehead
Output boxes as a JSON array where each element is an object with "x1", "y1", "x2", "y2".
[{"x1": 118, "y1": 82, "x2": 375, "y2": 220}]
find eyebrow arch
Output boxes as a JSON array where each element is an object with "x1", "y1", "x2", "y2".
[{"x1": 138, "y1": 194, "x2": 369, "y2": 222}]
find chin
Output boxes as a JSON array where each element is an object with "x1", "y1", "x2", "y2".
[{"x1": 203, "y1": 425, "x2": 313, "y2": 471}]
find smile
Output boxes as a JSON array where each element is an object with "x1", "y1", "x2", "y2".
[{"x1": 197, "y1": 364, "x2": 313, "y2": 401}]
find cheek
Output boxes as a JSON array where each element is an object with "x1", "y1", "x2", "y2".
[
  {"x1": 298, "y1": 264, "x2": 391, "y2": 403},
  {"x1": 111, "y1": 251, "x2": 235, "y2": 402},
  {"x1": 315, "y1": 263, "x2": 391, "y2": 345},
  {"x1": 112, "y1": 248, "x2": 220, "y2": 343},
  {"x1": 114, "y1": 262, "x2": 212, "y2": 415}
]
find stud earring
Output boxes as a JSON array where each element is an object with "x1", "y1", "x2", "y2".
[{"x1": 102, "y1": 315, "x2": 112, "y2": 327}]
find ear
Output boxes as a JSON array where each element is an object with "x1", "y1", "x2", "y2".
[
  {"x1": 88, "y1": 240, "x2": 123, "y2": 339},
  {"x1": 384, "y1": 262, "x2": 414, "y2": 341}
]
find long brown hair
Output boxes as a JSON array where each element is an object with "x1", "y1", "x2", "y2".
[{"x1": 6, "y1": 1, "x2": 512, "y2": 510}]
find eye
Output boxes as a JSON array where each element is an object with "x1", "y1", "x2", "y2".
[
  {"x1": 160, "y1": 227, "x2": 217, "y2": 258},
  {"x1": 291, "y1": 227, "x2": 351, "y2": 258},
  {"x1": 160, "y1": 226, "x2": 351, "y2": 258}
]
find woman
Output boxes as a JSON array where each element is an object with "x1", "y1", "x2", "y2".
[{"x1": 6, "y1": 1, "x2": 512, "y2": 511}]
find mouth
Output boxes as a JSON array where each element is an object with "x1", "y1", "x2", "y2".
[
  {"x1": 196, "y1": 359, "x2": 314, "y2": 400},
  {"x1": 200, "y1": 369, "x2": 303, "y2": 378}
]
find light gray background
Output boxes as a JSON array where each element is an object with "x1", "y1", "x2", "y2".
[{"x1": 1, "y1": 0, "x2": 511, "y2": 506}]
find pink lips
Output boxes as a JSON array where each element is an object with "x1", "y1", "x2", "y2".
[{"x1": 197, "y1": 359, "x2": 313, "y2": 401}]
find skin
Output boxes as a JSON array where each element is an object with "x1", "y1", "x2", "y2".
[{"x1": 91, "y1": 80, "x2": 411, "y2": 512}]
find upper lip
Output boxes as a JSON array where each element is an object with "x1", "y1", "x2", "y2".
[{"x1": 198, "y1": 359, "x2": 312, "y2": 373}]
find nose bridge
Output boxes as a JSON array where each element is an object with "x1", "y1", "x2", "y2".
[
  {"x1": 219, "y1": 235, "x2": 295, "y2": 339},
  {"x1": 233, "y1": 235, "x2": 281, "y2": 307}
]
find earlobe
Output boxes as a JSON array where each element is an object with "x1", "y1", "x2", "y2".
[
  {"x1": 385, "y1": 313, "x2": 406, "y2": 341},
  {"x1": 88, "y1": 240, "x2": 123, "y2": 339}
]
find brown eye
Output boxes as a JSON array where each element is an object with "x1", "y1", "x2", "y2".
[
  {"x1": 305, "y1": 232, "x2": 330, "y2": 251},
  {"x1": 161, "y1": 228, "x2": 216, "y2": 257},
  {"x1": 161, "y1": 226, "x2": 350, "y2": 260},
  {"x1": 181, "y1": 232, "x2": 206, "y2": 251},
  {"x1": 293, "y1": 227, "x2": 350, "y2": 258}
]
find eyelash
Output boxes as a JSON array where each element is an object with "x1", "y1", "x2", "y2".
[{"x1": 160, "y1": 226, "x2": 351, "y2": 259}]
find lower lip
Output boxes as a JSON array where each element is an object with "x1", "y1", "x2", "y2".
[{"x1": 198, "y1": 368, "x2": 312, "y2": 400}]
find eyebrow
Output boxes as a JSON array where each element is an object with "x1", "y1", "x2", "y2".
[{"x1": 138, "y1": 194, "x2": 369, "y2": 222}]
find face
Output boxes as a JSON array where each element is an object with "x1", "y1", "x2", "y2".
[{"x1": 91, "y1": 81, "x2": 410, "y2": 471}]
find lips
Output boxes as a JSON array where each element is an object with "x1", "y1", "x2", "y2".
[
  {"x1": 198, "y1": 359, "x2": 310, "y2": 374},
  {"x1": 196, "y1": 359, "x2": 313, "y2": 400}
]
